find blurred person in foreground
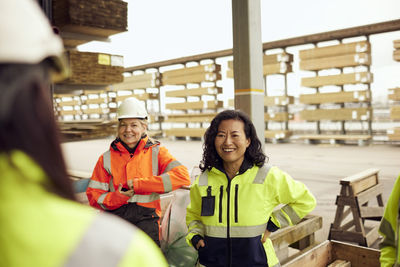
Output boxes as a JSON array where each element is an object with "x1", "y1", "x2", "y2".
[
  {"x1": 186, "y1": 109, "x2": 316, "y2": 267},
  {"x1": 379, "y1": 174, "x2": 400, "y2": 267},
  {"x1": 86, "y1": 97, "x2": 191, "y2": 246},
  {"x1": 0, "y1": 0, "x2": 167, "y2": 266}
]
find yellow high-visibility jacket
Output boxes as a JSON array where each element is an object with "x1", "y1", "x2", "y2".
[
  {"x1": 186, "y1": 164, "x2": 316, "y2": 267},
  {"x1": 0, "y1": 150, "x2": 168, "y2": 267},
  {"x1": 379, "y1": 175, "x2": 400, "y2": 267}
]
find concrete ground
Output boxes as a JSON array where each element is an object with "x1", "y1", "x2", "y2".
[{"x1": 62, "y1": 137, "x2": 400, "y2": 245}]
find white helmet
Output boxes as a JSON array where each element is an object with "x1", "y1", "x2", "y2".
[
  {"x1": 117, "y1": 97, "x2": 148, "y2": 120},
  {"x1": 0, "y1": 0, "x2": 68, "y2": 80}
]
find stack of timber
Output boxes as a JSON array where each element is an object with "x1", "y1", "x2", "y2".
[
  {"x1": 298, "y1": 41, "x2": 373, "y2": 145},
  {"x1": 227, "y1": 52, "x2": 294, "y2": 141},
  {"x1": 110, "y1": 71, "x2": 162, "y2": 132},
  {"x1": 387, "y1": 83, "x2": 400, "y2": 141},
  {"x1": 52, "y1": 0, "x2": 128, "y2": 47},
  {"x1": 162, "y1": 64, "x2": 223, "y2": 139},
  {"x1": 329, "y1": 169, "x2": 383, "y2": 247},
  {"x1": 58, "y1": 119, "x2": 117, "y2": 142},
  {"x1": 393, "y1": 39, "x2": 400, "y2": 61},
  {"x1": 62, "y1": 51, "x2": 124, "y2": 85},
  {"x1": 80, "y1": 90, "x2": 113, "y2": 120},
  {"x1": 282, "y1": 240, "x2": 379, "y2": 267},
  {"x1": 53, "y1": 94, "x2": 82, "y2": 119}
]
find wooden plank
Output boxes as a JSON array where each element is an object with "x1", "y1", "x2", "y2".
[
  {"x1": 340, "y1": 168, "x2": 379, "y2": 187},
  {"x1": 55, "y1": 100, "x2": 81, "y2": 106},
  {"x1": 263, "y1": 62, "x2": 292, "y2": 75},
  {"x1": 163, "y1": 72, "x2": 221, "y2": 85},
  {"x1": 331, "y1": 241, "x2": 380, "y2": 267},
  {"x1": 58, "y1": 109, "x2": 81, "y2": 116},
  {"x1": 299, "y1": 41, "x2": 370, "y2": 60},
  {"x1": 390, "y1": 106, "x2": 400, "y2": 120},
  {"x1": 300, "y1": 53, "x2": 371, "y2": 71},
  {"x1": 300, "y1": 107, "x2": 371, "y2": 121},
  {"x1": 264, "y1": 96, "x2": 294, "y2": 106},
  {"x1": 265, "y1": 112, "x2": 293, "y2": 122},
  {"x1": 394, "y1": 39, "x2": 400, "y2": 49},
  {"x1": 359, "y1": 206, "x2": 384, "y2": 218},
  {"x1": 164, "y1": 113, "x2": 217, "y2": 123},
  {"x1": 265, "y1": 130, "x2": 292, "y2": 139},
  {"x1": 388, "y1": 127, "x2": 400, "y2": 140},
  {"x1": 299, "y1": 91, "x2": 371, "y2": 104},
  {"x1": 162, "y1": 64, "x2": 221, "y2": 79},
  {"x1": 356, "y1": 183, "x2": 384, "y2": 205},
  {"x1": 329, "y1": 229, "x2": 366, "y2": 244},
  {"x1": 165, "y1": 87, "x2": 222, "y2": 97},
  {"x1": 84, "y1": 98, "x2": 107, "y2": 104},
  {"x1": 394, "y1": 49, "x2": 400, "y2": 61},
  {"x1": 327, "y1": 260, "x2": 351, "y2": 267},
  {"x1": 301, "y1": 72, "x2": 373, "y2": 87},
  {"x1": 112, "y1": 79, "x2": 160, "y2": 90},
  {"x1": 113, "y1": 93, "x2": 158, "y2": 102},
  {"x1": 227, "y1": 52, "x2": 293, "y2": 69},
  {"x1": 283, "y1": 241, "x2": 333, "y2": 267},
  {"x1": 299, "y1": 134, "x2": 372, "y2": 141},
  {"x1": 165, "y1": 100, "x2": 223, "y2": 110},
  {"x1": 164, "y1": 128, "x2": 206, "y2": 138},
  {"x1": 270, "y1": 215, "x2": 322, "y2": 252},
  {"x1": 81, "y1": 108, "x2": 106, "y2": 114}
]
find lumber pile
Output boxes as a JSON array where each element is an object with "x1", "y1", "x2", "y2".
[
  {"x1": 58, "y1": 119, "x2": 117, "y2": 141},
  {"x1": 63, "y1": 51, "x2": 124, "y2": 85},
  {"x1": 162, "y1": 64, "x2": 223, "y2": 139},
  {"x1": 299, "y1": 40, "x2": 373, "y2": 143},
  {"x1": 52, "y1": 0, "x2": 128, "y2": 47},
  {"x1": 393, "y1": 40, "x2": 400, "y2": 61}
]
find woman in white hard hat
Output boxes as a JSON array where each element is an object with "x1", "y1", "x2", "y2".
[
  {"x1": 86, "y1": 97, "x2": 191, "y2": 247},
  {"x1": 0, "y1": 0, "x2": 168, "y2": 266}
]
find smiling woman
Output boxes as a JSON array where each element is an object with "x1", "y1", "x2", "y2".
[{"x1": 186, "y1": 109, "x2": 317, "y2": 267}]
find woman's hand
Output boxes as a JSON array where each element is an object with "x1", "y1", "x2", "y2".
[
  {"x1": 118, "y1": 183, "x2": 135, "y2": 197},
  {"x1": 261, "y1": 229, "x2": 271, "y2": 243},
  {"x1": 196, "y1": 239, "x2": 205, "y2": 250}
]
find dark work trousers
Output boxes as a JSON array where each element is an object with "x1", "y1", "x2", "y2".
[{"x1": 108, "y1": 203, "x2": 160, "y2": 246}]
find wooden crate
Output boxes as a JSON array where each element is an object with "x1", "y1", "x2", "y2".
[
  {"x1": 299, "y1": 91, "x2": 371, "y2": 105},
  {"x1": 390, "y1": 106, "x2": 400, "y2": 120},
  {"x1": 300, "y1": 53, "x2": 371, "y2": 71},
  {"x1": 63, "y1": 51, "x2": 124, "y2": 85},
  {"x1": 389, "y1": 88, "x2": 400, "y2": 101},
  {"x1": 52, "y1": 0, "x2": 127, "y2": 38},
  {"x1": 299, "y1": 41, "x2": 370, "y2": 60},
  {"x1": 301, "y1": 72, "x2": 373, "y2": 87},
  {"x1": 264, "y1": 96, "x2": 294, "y2": 106},
  {"x1": 300, "y1": 107, "x2": 371, "y2": 121},
  {"x1": 112, "y1": 73, "x2": 161, "y2": 90},
  {"x1": 265, "y1": 112, "x2": 293, "y2": 122},
  {"x1": 165, "y1": 87, "x2": 222, "y2": 97},
  {"x1": 282, "y1": 240, "x2": 379, "y2": 267}
]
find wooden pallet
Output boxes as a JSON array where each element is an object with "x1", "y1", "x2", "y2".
[
  {"x1": 283, "y1": 240, "x2": 379, "y2": 267},
  {"x1": 329, "y1": 169, "x2": 384, "y2": 247}
]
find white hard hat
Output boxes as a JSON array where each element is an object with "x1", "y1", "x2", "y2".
[
  {"x1": 117, "y1": 97, "x2": 148, "y2": 120},
  {"x1": 0, "y1": 0, "x2": 68, "y2": 81}
]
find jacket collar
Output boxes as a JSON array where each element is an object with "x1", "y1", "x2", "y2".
[
  {"x1": 110, "y1": 135, "x2": 159, "y2": 153},
  {"x1": 214, "y1": 157, "x2": 253, "y2": 177}
]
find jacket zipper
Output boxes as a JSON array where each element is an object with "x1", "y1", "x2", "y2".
[
  {"x1": 226, "y1": 178, "x2": 232, "y2": 267},
  {"x1": 234, "y1": 184, "x2": 239, "y2": 223},
  {"x1": 219, "y1": 186, "x2": 223, "y2": 223}
]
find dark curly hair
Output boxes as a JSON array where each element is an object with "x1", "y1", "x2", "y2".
[{"x1": 199, "y1": 109, "x2": 267, "y2": 172}]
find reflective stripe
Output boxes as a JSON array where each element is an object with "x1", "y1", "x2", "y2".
[
  {"x1": 109, "y1": 177, "x2": 115, "y2": 192},
  {"x1": 152, "y1": 146, "x2": 159, "y2": 176},
  {"x1": 128, "y1": 193, "x2": 160, "y2": 203},
  {"x1": 198, "y1": 172, "x2": 208, "y2": 186},
  {"x1": 164, "y1": 160, "x2": 181, "y2": 172},
  {"x1": 379, "y1": 217, "x2": 395, "y2": 249},
  {"x1": 161, "y1": 173, "x2": 172, "y2": 192},
  {"x1": 273, "y1": 209, "x2": 289, "y2": 228},
  {"x1": 97, "y1": 193, "x2": 109, "y2": 210},
  {"x1": 204, "y1": 224, "x2": 267, "y2": 238},
  {"x1": 282, "y1": 204, "x2": 301, "y2": 225},
  {"x1": 64, "y1": 213, "x2": 135, "y2": 267},
  {"x1": 103, "y1": 150, "x2": 111, "y2": 175},
  {"x1": 188, "y1": 220, "x2": 204, "y2": 230},
  {"x1": 253, "y1": 165, "x2": 271, "y2": 184},
  {"x1": 87, "y1": 180, "x2": 109, "y2": 191}
]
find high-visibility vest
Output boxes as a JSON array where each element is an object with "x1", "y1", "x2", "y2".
[
  {"x1": 86, "y1": 137, "x2": 190, "y2": 217},
  {"x1": 0, "y1": 150, "x2": 168, "y2": 267},
  {"x1": 379, "y1": 175, "x2": 400, "y2": 267},
  {"x1": 186, "y1": 164, "x2": 316, "y2": 267}
]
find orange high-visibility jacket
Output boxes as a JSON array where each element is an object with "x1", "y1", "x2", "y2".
[{"x1": 86, "y1": 136, "x2": 190, "y2": 219}]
